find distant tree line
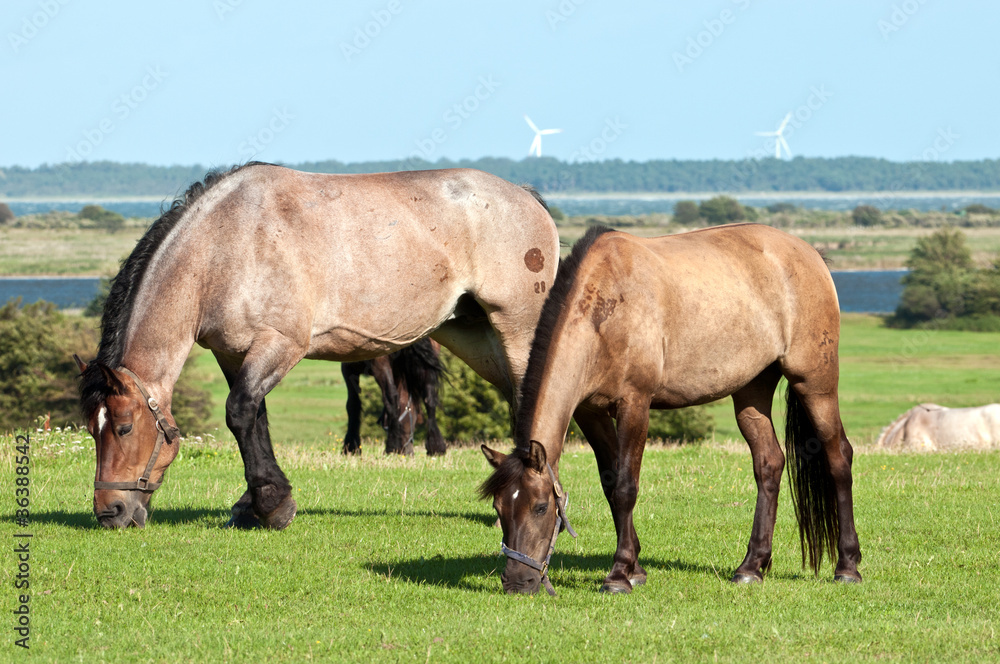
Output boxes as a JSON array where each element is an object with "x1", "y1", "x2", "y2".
[{"x1": 5, "y1": 157, "x2": 1000, "y2": 197}]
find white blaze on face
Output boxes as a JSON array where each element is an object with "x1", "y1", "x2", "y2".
[
  {"x1": 512, "y1": 490, "x2": 519, "y2": 501},
  {"x1": 97, "y1": 406, "x2": 108, "y2": 435}
]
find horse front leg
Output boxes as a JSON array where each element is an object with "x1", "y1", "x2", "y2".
[
  {"x1": 574, "y1": 408, "x2": 647, "y2": 589},
  {"x1": 595, "y1": 399, "x2": 649, "y2": 593},
  {"x1": 369, "y1": 356, "x2": 409, "y2": 455},
  {"x1": 224, "y1": 335, "x2": 303, "y2": 530}
]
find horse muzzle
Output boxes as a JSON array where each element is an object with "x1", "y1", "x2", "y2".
[
  {"x1": 94, "y1": 493, "x2": 149, "y2": 529},
  {"x1": 501, "y1": 565, "x2": 542, "y2": 595}
]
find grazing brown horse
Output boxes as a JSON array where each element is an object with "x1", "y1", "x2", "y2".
[
  {"x1": 481, "y1": 224, "x2": 862, "y2": 594},
  {"x1": 76, "y1": 163, "x2": 558, "y2": 530},
  {"x1": 341, "y1": 338, "x2": 446, "y2": 456}
]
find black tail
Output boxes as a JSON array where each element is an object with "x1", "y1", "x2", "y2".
[
  {"x1": 784, "y1": 385, "x2": 839, "y2": 575},
  {"x1": 392, "y1": 338, "x2": 445, "y2": 406}
]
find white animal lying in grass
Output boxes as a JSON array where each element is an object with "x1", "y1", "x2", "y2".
[{"x1": 876, "y1": 403, "x2": 1000, "y2": 451}]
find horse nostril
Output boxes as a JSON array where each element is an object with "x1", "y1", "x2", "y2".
[{"x1": 96, "y1": 501, "x2": 126, "y2": 526}]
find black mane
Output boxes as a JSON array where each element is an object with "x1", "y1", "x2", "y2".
[
  {"x1": 512, "y1": 224, "x2": 615, "y2": 448},
  {"x1": 79, "y1": 161, "x2": 269, "y2": 418},
  {"x1": 519, "y1": 184, "x2": 549, "y2": 213}
]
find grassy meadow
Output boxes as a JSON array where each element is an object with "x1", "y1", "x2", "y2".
[
  {"x1": 3, "y1": 220, "x2": 1000, "y2": 662},
  {"x1": 2, "y1": 428, "x2": 998, "y2": 663}
]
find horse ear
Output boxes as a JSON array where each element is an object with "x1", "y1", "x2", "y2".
[
  {"x1": 96, "y1": 363, "x2": 126, "y2": 395},
  {"x1": 527, "y1": 440, "x2": 547, "y2": 472},
  {"x1": 72, "y1": 354, "x2": 88, "y2": 374},
  {"x1": 481, "y1": 444, "x2": 507, "y2": 469}
]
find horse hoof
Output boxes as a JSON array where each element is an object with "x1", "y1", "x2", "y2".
[
  {"x1": 730, "y1": 573, "x2": 763, "y2": 584},
  {"x1": 224, "y1": 503, "x2": 261, "y2": 530},
  {"x1": 600, "y1": 581, "x2": 632, "y2": 594},
  {"x1": 629, "y1": 573, "x2": 647, "y2": 587},
  {"x1": 261, "y1": 497, "x2": 297, "y2": 530},
  {"x1": 834, "y1": 573, "x2": 862, "y2": 584}
]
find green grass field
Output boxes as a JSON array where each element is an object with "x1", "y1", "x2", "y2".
[{"x1": 2, "y1": 430, "x2": 998, "y2": 663}]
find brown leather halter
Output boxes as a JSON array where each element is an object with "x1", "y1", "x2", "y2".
[
  {"x1": 93, "y1": 368, "x2": 180, "y2": 493},
  {"x1": 499, "y1": 463, "x2": 578, "y2": 596}
]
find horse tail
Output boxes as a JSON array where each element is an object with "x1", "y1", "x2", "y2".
[
  {"x1": 784, "y1": 385, "x2": 839, "y2": 575},
  {"x1": 875, "y1": 407, "x2": 914, "y2": 448},
  {"x1": 394, "y1": 339, "x2": 446, "y2": 406}
]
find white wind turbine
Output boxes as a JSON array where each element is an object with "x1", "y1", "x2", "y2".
[
  {"x1": 524, "y1": 115, "x2": 562, "y2": 157},
  {"x1": 755, "y1": 112, "x2": 793, "y2": 159}
]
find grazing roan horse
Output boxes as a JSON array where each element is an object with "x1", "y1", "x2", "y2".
[
  {"x1": 75, "y1": 162, "x2": 558, "y2": 530},
  {"x1": 480, "y1": 224, "x2": 862, "y2": 594},
  {"x1": 341, "y1": 338, "x2": 446, "y2": 456}
]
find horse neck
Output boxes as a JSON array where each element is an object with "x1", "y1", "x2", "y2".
[
  {"x1": 523, "y1": 320, "x2": 597, "y2": 471},
  {"x1": 120, "y1": 286, "x2": 198, "y2": 413}
]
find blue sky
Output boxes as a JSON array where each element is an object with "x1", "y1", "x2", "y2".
[{"x1": 2, "y1": 0, "x2": 996, "y2": 168}]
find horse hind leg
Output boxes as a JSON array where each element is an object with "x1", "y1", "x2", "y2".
[
  {"x1": 731, "y1": 364, "x2": 784, "y2": 583},
  {"x1": 420, "y1": 367, "x2": 446, "y2": 456},
  {"x1": 785, "y1": 378, "x2": 862, "y2": 582},
  {"x1": 341, "y1": 362, "x2": 364, "y2": 455},
  {"x1": 224, "y1": 333, "x2": 305, "y2": 530}
]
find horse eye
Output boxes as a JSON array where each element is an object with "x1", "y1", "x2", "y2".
[
  {"x1": 117, "y1": 423, "x2": 133, "y2": 437},
  {"x1": 534, "y1": 503, "x2": 548, "y2": 516}
]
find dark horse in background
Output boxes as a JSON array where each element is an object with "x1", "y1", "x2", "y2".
[
  {"x1": 341, "y1": 338, "x2": 446, "y2": 456},
  {"x1": 76, "y1": 162, "x2": 559, "y2": 530},
  {"x1": 481, "y1": 224, "x2": 862, "y2": 594}
]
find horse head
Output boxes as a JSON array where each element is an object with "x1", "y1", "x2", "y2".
[
  {"x1": 75, "y1": 355, "x2": 180, "y2": 529},
  {"x1": 480, "y1": 441, "x2": 574, "y2": 595}
]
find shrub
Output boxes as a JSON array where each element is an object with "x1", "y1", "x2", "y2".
[
  {"x1": 646, "y1": 406, "x2": 714, "y2": 442},
  {"x1": 851, "y1": 205, "x2": 882, "y2": 227},
  {"x1": 766, "y1": 202, "x2": 798, "y2": 214},
  {"x1": 963, "y1": 204, "x2": 997, "y2": 216},
  {"x1": 78, "y1": 204, "x2": 125, "y2": 233},
  {"x1": 0, "y1": 202, "x2": 14, "y2": 224},
  {"x1": 672, "y1": 200, "x2": 701, "y2": 225},
  {"x1": 698, "y1": 196, "x2": 746, "y2": 225},
  {"x1": 0, "y1": 299, "x2": 98, "y2": 432},
  {"x1": 548, "y1": 205, "x2": 566, "y2": 222}
]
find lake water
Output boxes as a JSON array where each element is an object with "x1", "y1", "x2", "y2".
[
  {"x1": 8, "y1": 192, "x2": 1000, "y2": 220},
  {"x1": 1, "y1": 271, "x2": 904, "y2": 314}
]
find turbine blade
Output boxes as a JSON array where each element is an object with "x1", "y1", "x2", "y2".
[
  {"x1": 529, "y1": 134, "x2": 541, "y2": 156},
  {"x1": 524, "y1": 115, "x2": 540, "y2": 133},
  {"x1": 777, "y1": 112, "x2": 792, "y2": 133},
  {"x1": 540, "y1": 129, "x2": 562, "y2": 135},
  {"x1": 779, "y1": 135, "x2": 791, "y2": 158}
]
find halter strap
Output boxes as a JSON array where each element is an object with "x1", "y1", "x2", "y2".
[
  {"x1": 500, "y1": 462, "x2": 577, "y2": 596},
  {"x1": 93, "y1": 368, "x2": 180, "y2": 493}
]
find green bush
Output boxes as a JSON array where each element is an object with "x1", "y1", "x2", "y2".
[
  {"x1": 672, "y1": 200, "x2": 701, "y2": 225},
  {"x1": 0, "y1": 202, "x2": 14, "y2": 224},
  {"x1": 0, "y1": 299, "x2": 98, "y2": 432},
  {"x1": 438, "y1": 349, "x2": 510, "y2": 441},
  {"x1": 698, "y1": 196, "x2": 746, "y2": 225},
  {"x1": 646, "y1": 406, "x2": 715, "y2": 442},
  {"x1": 79, "y1": 204, "x2": 125, "y2": 233},
  {"x1": 852, "y1": 205, "x2": 883, "y2": 227},
  {"x1": 889, "y1": 227, "x2": 1000, "y2": 329}
]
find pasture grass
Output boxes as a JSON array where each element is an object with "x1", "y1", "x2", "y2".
[
  {"x1": 0, "y1": 227, "x2": 144, "y2": 276},
  {"x1": 2, "y1": 429, "x2": 998, "y2": 663}
]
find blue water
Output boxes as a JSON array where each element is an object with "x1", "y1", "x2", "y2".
[
  {"x1": 830, "y1": 270, "x2": 903, "y2": 313},
  {"x1": 0, "y1": 277, "x2": 102, "y2": 309},
  {"x1": 8, "y1": 193, "x2": 1000, "y2": 220},
  {"x1": 0, "y1": 271, "x2": 904, "y2": 314}
]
